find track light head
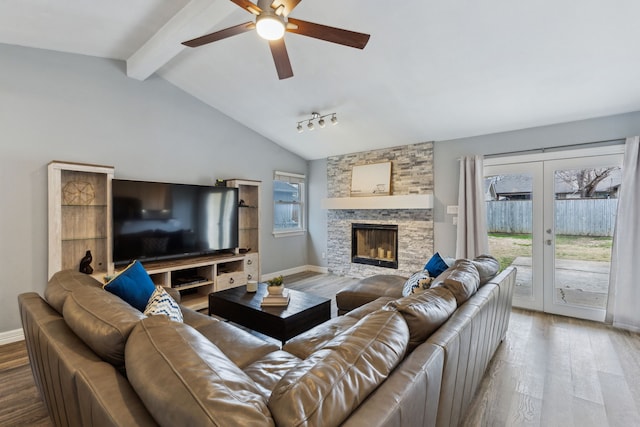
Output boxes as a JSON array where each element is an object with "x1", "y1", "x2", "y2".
[{"x1": 296, "y1": 111, "x2": 338, "y2": 133}]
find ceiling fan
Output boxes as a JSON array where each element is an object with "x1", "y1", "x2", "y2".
[{"x1": 182, "y1": 0, "x2": 370, "y2": 80}]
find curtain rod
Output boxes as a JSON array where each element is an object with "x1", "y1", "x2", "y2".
[{"x1": 482, "y1": 138, "x2": 625, "y2": 159}]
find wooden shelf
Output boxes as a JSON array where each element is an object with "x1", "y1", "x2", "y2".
[
  {"x1": 227, "y1": 179, "x2": 261, "y2": 282},
  {"x1": 181, "y1": 293, "x2": 209, "y2": 311},
  {"x1": 172, "y1": 280, "x2": 214, "y2": 291},
  {"x1": 48, "y1": 161, "x2": 114, "y2": 279}
]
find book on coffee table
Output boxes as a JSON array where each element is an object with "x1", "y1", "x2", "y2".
[{"x1": 261, "y1": 289, "x2": 290, "y2": 306}]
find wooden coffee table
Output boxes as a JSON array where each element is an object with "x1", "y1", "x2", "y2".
[{"x1": 208, "y1": 283, "x2": 331, "y2": 345}]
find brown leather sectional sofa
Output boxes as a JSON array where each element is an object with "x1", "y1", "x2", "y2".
[{"x1": 18, "y1": 262, "x2": 515, "y2": 427}]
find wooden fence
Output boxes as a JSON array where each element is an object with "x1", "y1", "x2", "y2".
[{"x1": 486, "y1": 199, "x2": 618, "y2": 236}]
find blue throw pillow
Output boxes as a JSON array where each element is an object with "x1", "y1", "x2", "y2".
[
  {"x1": 104, "y1": 261, "x2": 156, "y2": 312},
  {"x1": 424, "y1": 252, "x2": 449, "y2": 277}
]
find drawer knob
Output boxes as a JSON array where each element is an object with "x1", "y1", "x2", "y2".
[
  {"x1": 247, "y1": 274, "x2": 252, "y2": 280},
  {"x1": 247, "y1": 259, "x2": 253, "y2": 265},
  {"x1": 229, "y1": 277, "x2": 234, "y2": 284}
]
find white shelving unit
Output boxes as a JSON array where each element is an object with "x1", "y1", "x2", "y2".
[
  {"x1": 227, "y1": 179, "x2": 261, "y2": 282},
  {"x1": 48, "y1": 161, "x2": 114, "y2": 279}
]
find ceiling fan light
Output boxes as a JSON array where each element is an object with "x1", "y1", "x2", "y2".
[{"x1": 256, "y1": 15, "x2": 285, "y2": 40}]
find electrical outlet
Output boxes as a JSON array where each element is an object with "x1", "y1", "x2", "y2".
[
  {"x1": 322, "y1": 252, "x2": 326, "y2": 259},
  {"x1": 452, "y1": 216, "x2": 458, "y2": 225}
]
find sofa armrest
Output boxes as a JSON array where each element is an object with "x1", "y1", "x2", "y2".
[{"x1": 76, "y1": 363, "x2": 158, "y2": 427}]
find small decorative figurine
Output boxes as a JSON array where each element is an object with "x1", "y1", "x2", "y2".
[{"x1": 79, "y1": 250, "x2": 93, "y2": 274}]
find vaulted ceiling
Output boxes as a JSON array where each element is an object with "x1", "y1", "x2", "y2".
[{"x1": 2, "y1": 0, "x2": 640, "y2": 160}]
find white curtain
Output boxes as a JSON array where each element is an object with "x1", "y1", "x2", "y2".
[
  {"x1": 456, "y1": 155, "x2": 489, "y2": 259},
  {"x1": 606, "y1": 136, "x2": 640, "y2": 332}
]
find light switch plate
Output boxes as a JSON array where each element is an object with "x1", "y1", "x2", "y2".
[{"x1": 447, "y1": 205, "x2": 459, "y2": 215}]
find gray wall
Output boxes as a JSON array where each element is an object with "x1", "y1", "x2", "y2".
[
  {"x1": 307, "y1": 158, "x2": 328, "y2": 267},
  {"x1": 0, "y1": 44, "x2": 307, "y2": 334},
  {"x1": 433, "y1": 111, "x2": 640, "y2": 256}
]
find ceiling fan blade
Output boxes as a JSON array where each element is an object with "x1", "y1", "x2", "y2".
[
  {"x1": 182, "y1": 22, "x2": 255, "y2": 47},
  {"x1": 230, "y1": 0, "x2": 262, "y2": 15},
  {"x1": 270, "y1": 0, "x2": 302, "y2": 17},
  {"x1": 287, "y1": 17, "x2": 370, "y2": 49},
  {"x1": 268, "y1": 38, "x2": 294, "y2": 80}
]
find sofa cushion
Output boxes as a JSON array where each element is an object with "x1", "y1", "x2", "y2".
[
  {"x1": 126, "y1": 316, "x2": 274, "y2": 427},
  {"x1": 193, "y1": 319, "x2": 280, "y2": 369},
  {"x1": 269, "y1": 308, "x2": 409, "y2": 427},
  {"x1": 62, "y1": 285, "x2": 145, "y2": 368},
  {"x1": 143, "y1": 286, "x2": 182, "y2": 322},
  {"x1": 284, "y1": 296, "x2": 397, "y2": 359},
  {"x1": 472, "y1": 255, "x2": 500, "y2": 286},
  {"x1": 344, "y1": 296, "x2": 397, "y2": 320},
  {"x1": 181, "y1": 305, "x2": 220, "y2": 329},
  {"x1": 45, "y1": 269, "x2": 101, "y2": 314},
  {"x1": 424, "y1": 252, "x2": 450, "y2": 277},
  {"x1": 244, "y1": 350, "x2": 302, "y2": 399},
  {"x1": 103, "y1": 261, "x2": 156, "y2": 312},
  {"x1": 387, "y1": 287, "x2": 457, "y2": 352},
  {"x1": 432, "y1": 259, "x2": 480, "y2": 305},
  {"x1": 283, "y1": 314, "x2": 359, "y2": 359}
]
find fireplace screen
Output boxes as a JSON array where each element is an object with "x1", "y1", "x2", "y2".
[{"x1": 351, "y1": 223, "x2": 398, "y2": 269}]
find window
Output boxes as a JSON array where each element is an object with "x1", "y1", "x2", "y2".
[{"x1": 273, "y1": 171, "x2": 305, "y2": 236}]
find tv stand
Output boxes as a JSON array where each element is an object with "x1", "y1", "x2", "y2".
[{"x1": 139, "y1": 253, "x2": 259, "y2": 311}]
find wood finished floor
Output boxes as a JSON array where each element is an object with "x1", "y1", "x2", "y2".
[
  {"x1": 2, "y1": 272, "x2": 639, "y2": 426},
  {"x1": 461, "y1": 308, "x2": 640, "y2": 427}
]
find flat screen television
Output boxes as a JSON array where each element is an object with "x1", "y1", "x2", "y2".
[{"x1": 112, "y1": 179, "x2": 238, "y2": 266}]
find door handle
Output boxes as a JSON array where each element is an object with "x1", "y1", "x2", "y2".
[{"x1": 546, "y1": 239, "x2": 553, "y2": 246}]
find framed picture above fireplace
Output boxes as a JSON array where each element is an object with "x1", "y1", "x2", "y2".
[{"x1": 350, "y1": 162, "x2": 391, "y2": 196}]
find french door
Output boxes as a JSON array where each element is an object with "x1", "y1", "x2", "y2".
[{"x1": 484, "y1": 147, "x2": 623, "y2": 321}]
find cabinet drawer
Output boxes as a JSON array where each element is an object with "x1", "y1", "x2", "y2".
[
  {"x1": 244, "y1": 253, "x2": 259, "y2": 280},
  {"x1": 216, "y1": 271, "x2": 246, "y2": 291}
]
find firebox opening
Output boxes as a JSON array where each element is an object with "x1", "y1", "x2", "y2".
[{"x1": 351, "y1": 223, "x2": 398, "y2": 269}]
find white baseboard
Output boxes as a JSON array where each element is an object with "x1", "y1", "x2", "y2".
[
  {"x1": 613, "y1": 321, "x2": 640, "y2": 334},
  {"x1": 262, "y1": 265, "x2": 328, "y2": 281},
  {"x1": 305, "y1": 265, "x2": 329, "y2": 274},
  {"x1": 0, "y1": 328, "x2": 24, "y2": 345}
]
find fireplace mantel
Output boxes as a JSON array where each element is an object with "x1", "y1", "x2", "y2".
[{"x1": 321, "y1": 194, "x2": 433, "y2": 210}]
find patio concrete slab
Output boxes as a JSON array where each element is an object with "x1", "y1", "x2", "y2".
[{"x1": 510, "y1": 257, "x2": 610, "y2": 309}]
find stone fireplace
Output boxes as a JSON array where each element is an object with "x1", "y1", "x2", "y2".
[
  {"x1": 352, "y1": 223, "x2": 398, "y2": 269},
  {"x1": 325, "y1": 142, "x2": 434, "y2": 278}
]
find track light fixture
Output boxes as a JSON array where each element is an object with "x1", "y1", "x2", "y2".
[{"x1": 296, "y1": 112, "x2": 338, "y2": 133}]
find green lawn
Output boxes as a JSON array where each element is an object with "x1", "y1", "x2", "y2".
[{"x1": 488, "y1": 233, "x2": 612, "y2": 271}]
